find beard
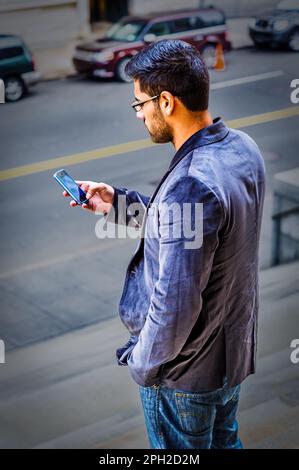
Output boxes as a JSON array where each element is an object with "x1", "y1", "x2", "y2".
[{"x1": 146, "y1": 107, "x2": 173, "y2": 144}]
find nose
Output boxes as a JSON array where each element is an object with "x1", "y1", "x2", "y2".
[{"x1": 136, "y1": 109, "x2": 145, "y2": 120}]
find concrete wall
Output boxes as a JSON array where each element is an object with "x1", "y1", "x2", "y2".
[
  {"x1": 130, "y1": 0, "x2": 278, "y2": 17},
  {"x1": 0, "y1": 0, "x2": 90, "y2": 49}
]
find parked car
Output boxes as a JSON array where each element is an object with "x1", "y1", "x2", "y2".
[
  {"x1": 0, "y1": 34, "x2": 40, "y2": 102},
  {"x1": 73, "y1": 7, "x2": 231, "y2": 82},
  {"x1": 249, "y1": 0, "x2": 299, "y2": 51}
]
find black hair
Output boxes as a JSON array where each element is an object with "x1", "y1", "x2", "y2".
[{"x1": 125, "y1": 39, "x2": 210, "y2": 112}]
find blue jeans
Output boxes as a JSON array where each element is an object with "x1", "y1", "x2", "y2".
[{"x1": 139, "y1": 380, "x2": 243, "y2": 449}]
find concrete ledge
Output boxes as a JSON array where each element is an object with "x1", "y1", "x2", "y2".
[{"x1": 0, "y1": 261, "x2": 298, "y2": 448}]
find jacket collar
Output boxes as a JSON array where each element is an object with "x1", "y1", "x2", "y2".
[
  {"x1": 168, "y1": 117, "x2": 229, "y2": 171},
  {"x1": 134, "y1": 118, "x2": 229, "y2": 256},
  {"x1": 147, "y1": 117, "x2": 229, "y2": 208}
]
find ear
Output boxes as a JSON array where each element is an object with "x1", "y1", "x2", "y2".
[{"x1": 160, "y1": 91, "x2": 175, "y2": 116}]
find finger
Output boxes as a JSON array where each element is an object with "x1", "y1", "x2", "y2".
[
  {"x1": 80, "y1": 184, "x2": 90, "y2": 193},
  {"x1": 63, "y1": 190, "x2": 70, "y2": 197},
  {"x1": 86, "y1": 183, "x2": 105, "y2": 199},
  {"x1": 70, "y1": 200, "x2": 78, "y2": 207},
  {"x1": 82, "y1": 203, "x2": 92, "y2": 211},
  {"x1": 74, "y1": 180, "x2": 89, "y2": 192}
]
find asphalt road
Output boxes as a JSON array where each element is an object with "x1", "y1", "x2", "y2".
[{"x1": 0, "y1": 47, "x2": 298, "y2": 350}]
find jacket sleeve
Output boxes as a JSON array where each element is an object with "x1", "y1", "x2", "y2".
[
  {"x1": 105, "y1": 186, "x2": 150, "y2": 228},
  {"x1": 127, "y1": 176, "x2": 224, "y2": 386}
]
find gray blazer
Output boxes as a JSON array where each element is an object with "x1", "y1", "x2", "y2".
[{"x1": 109, "y1": 117, "x2": 266, "y2": 392}]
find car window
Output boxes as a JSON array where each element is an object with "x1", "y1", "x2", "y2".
[
  {"x1": 0, "y1": 46, "x2": 23, "y2": 61},
  {"x1": 198, "y1": 10, "x2": 225, "y2": 27},
  {"x1": 106, "y1": 20, "x2": 146, "y2": 42},
  {"x1": 146, "y1": 21, "x2": 173, "y2": 36},
  {"x1": 173, "y1": 16, "x2": 201, "y2": 33}
]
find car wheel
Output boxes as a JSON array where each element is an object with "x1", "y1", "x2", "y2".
[
  {"x1": 288, "y1": 29, "x2": 299, "y2": 52},
  {"x1": 253, "y1": 41, "x2": 269, "y2": 49},
  {"x1": 200, "y1": 43, "x2": 217, "y2": 69},
  {"x1": 4, "y1": 76, "x2": 25, "y2": 102},
  {"x1": 115, "y1": 57, "x2": 133, "y2": 83}
]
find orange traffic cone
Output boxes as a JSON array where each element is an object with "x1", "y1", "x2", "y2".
[{"x1": 214, "y1": 42, "x2": 225, "y2": 72}]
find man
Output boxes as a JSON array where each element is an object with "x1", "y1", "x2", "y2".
[{"x1": 63, "y1": 40, "x2": 266, "y2": 449}]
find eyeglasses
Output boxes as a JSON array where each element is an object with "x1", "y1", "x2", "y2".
[{"x1": 131, "y1": 94, "x2": 161, "y2": 112}]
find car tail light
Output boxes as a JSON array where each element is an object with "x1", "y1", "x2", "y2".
[{"x1": 31, "y1": 54, "x2": 36, "y2": 70}]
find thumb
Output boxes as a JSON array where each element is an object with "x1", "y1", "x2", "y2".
[{"x1": 85, "y1": 183, "x2": 106, "y2": 199}]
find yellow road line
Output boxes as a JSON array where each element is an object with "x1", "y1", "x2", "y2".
[
  {"x1": 228, "y1": 106, "x2": 299, "y2": 129},
  {"x1": 1, "y1": 106, "x2": 298, "y2": 182},
  {"x1": 0, "y1": 138, "x2": 155, "y2": 182}
]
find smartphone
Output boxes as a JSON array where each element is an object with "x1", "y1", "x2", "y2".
[{"x1": 53, "y1": 169, "x2": 88, "y2": 205}]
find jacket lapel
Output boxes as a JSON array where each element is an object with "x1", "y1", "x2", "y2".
[{"x1": 130, "y1": 118, "x2": 229, "y2": 261}]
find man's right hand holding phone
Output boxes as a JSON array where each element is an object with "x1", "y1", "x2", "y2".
[{"x1": 63, "y1": 180, "x2": 115, "y2": 215}]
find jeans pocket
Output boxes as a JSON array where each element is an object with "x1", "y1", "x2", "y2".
[{"x1": 174, "y1": 393, "x2": 214, "y2": 437}]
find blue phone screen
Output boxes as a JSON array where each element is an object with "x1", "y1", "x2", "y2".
[{"x1": 56, "y1": 170, "x2": 87, "y2": 204}]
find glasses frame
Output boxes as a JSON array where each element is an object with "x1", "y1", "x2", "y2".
[{"x1": 131, "y1": 93, "x2": 161, "y2": 112}]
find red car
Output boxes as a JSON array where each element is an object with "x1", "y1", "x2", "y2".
[{"x1": 73, "y1": 8, "x2": 231, "y2": 82}]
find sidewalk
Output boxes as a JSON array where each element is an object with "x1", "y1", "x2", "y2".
[
  {"x1": 34, "y1": 17, "x2": 253, "y2": 81},
  {"x1": 0, "y1": 260, "x2": 298, "y2": 448},
  {"x1": 33, "y1": 22, "x2": 111, "y2": 81}
]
